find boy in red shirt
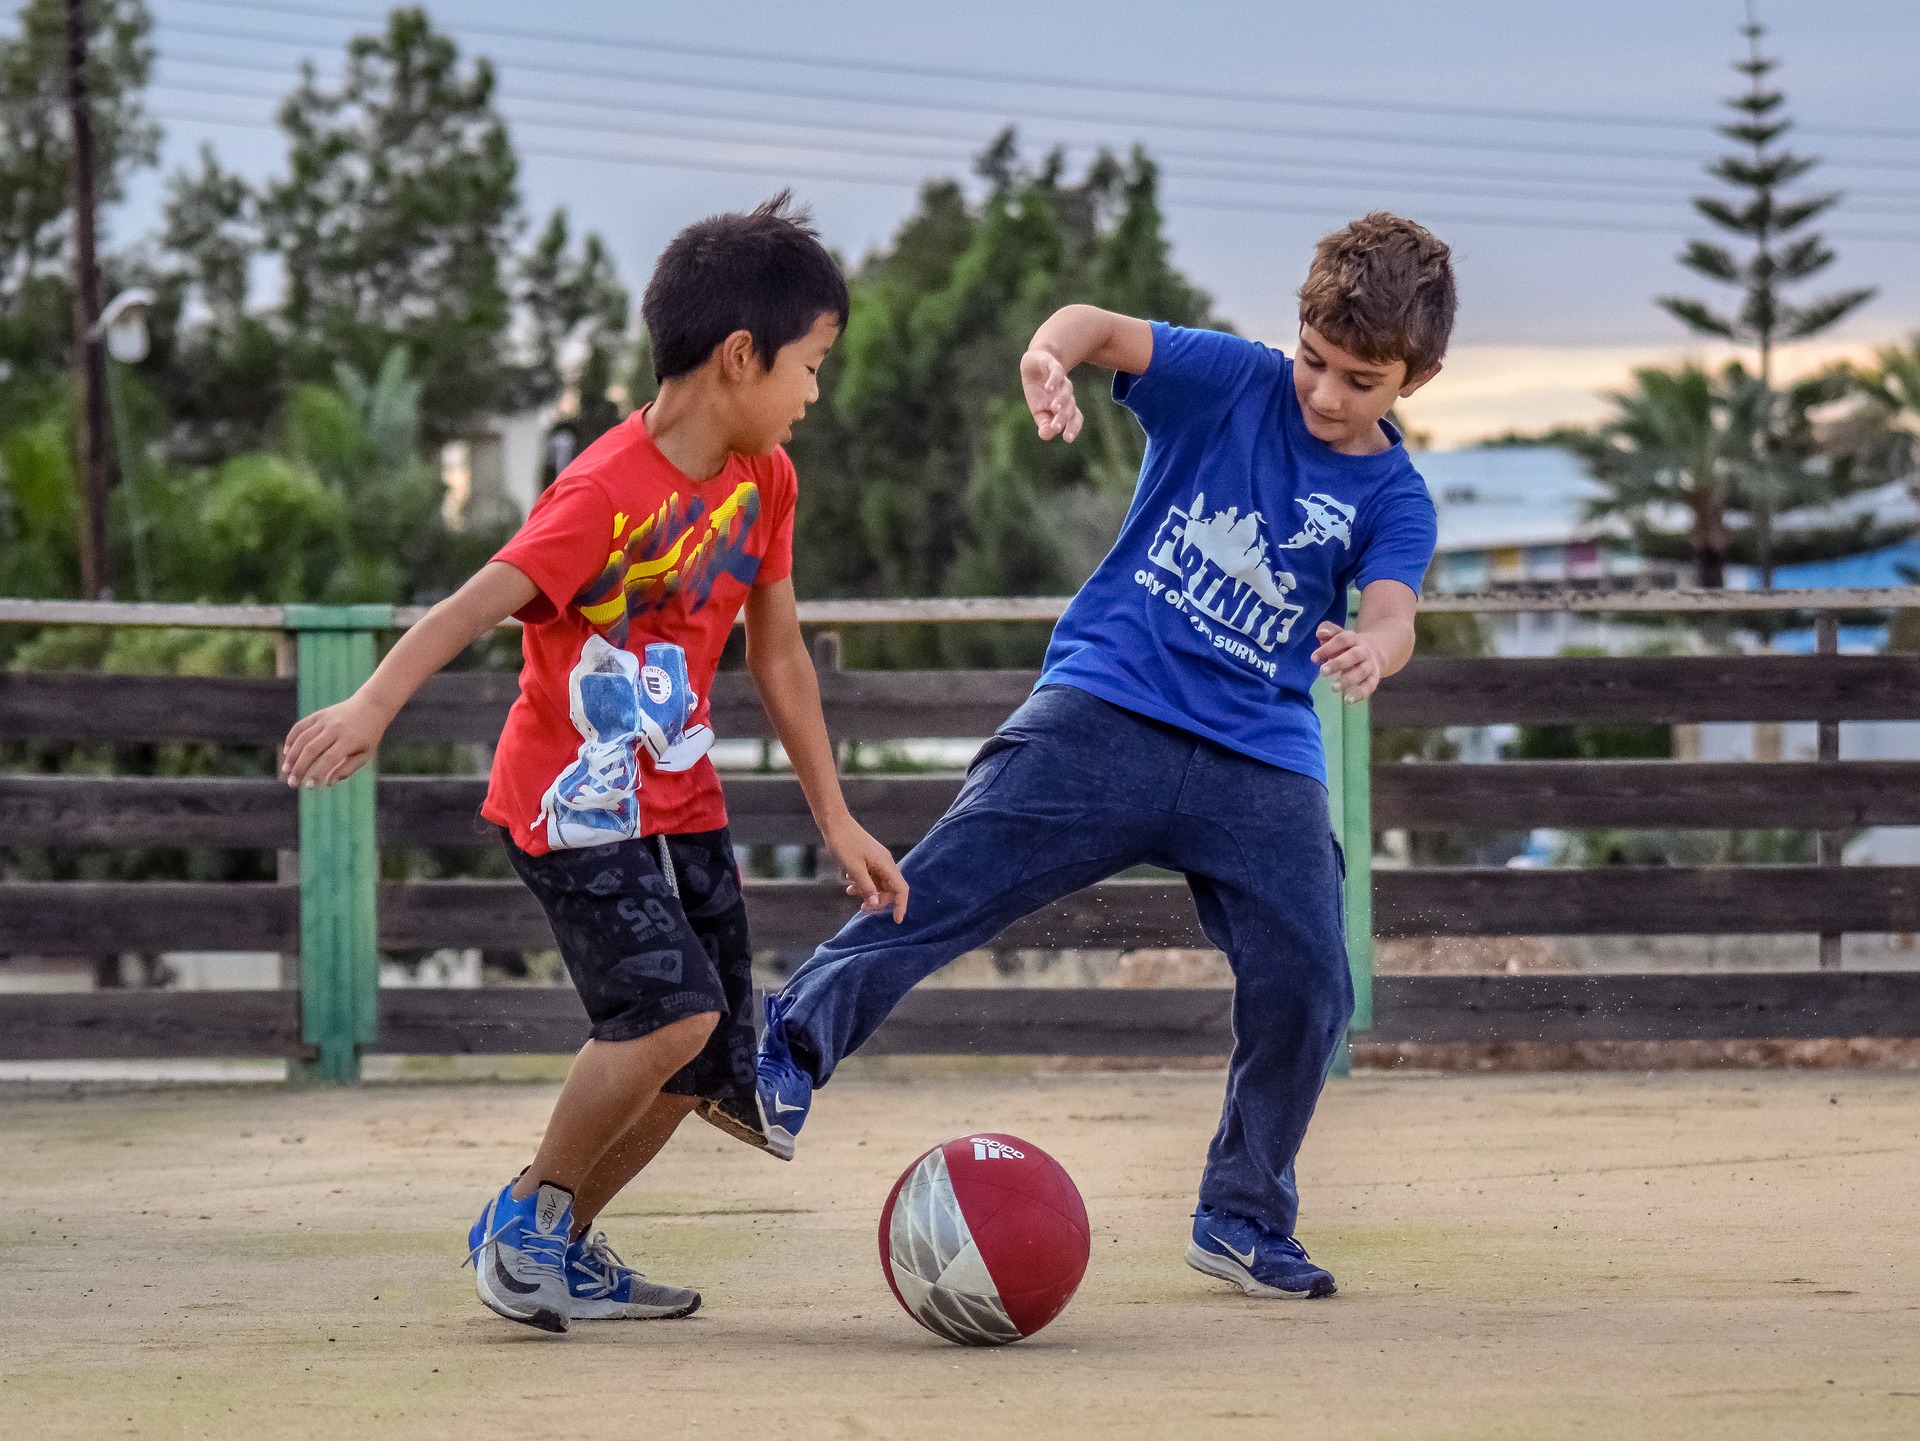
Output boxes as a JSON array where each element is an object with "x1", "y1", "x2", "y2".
[{"x1": 280, "y1": 196, "x2": 906, "y2": 1334}]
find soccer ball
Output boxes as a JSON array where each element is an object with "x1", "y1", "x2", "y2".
[{"x1": 878, "y1": 1133, "x2": 1090, "y2": 1346}]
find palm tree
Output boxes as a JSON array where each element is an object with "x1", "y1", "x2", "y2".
[
  {"x1": 1567, "y1": 364, "x2": 1766, "y2": 588},
  {"x1": 1857, "y1": 336, "x2": 1920, "y2": 438}
]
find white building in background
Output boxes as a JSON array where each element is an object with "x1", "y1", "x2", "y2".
[
  {"x1": 1413, "y1": 444, "x2": 1920, "y2": 866},
  {"x1": 1414, "y1": 446, "x2": 1678, "y2": 656},
  {"x1": 440, "y1": 411, "x2": 549, "y2": 531}
]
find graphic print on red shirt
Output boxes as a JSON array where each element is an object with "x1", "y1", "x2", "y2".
[{"x1": 480, "y1": 410, "x2": 794, "y2": 854}]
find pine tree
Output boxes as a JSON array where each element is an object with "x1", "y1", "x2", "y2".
[
  {"x1": 518, "y1": 207, "x2": 629, "y2": 476},
  {"x1": 259, "y1": 6, "x2": 521, "y2": 445},
  {"x1": 794, "y1": 134, "x2": 1222, "y2": 664},
  {"x1": 1658, "y1": 5, "x2": 1877, "y2": 586},
  {"x1": 1659, "y1": 7, "x2": 1873, "y2": 384}
]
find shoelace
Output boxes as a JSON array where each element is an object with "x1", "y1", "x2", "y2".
[
  {"x1": 574, "y1": 1231, "x2": 643, "y2": 1299},
  {"x1": 573, "y1": 742, "x2": 636, "y2": 800},
  {"x1": 464, "y1": 1220, "x2": 511, "y2": 1269},
  {"x1": 518, "y1": 1219, "x2": 569, "y2": 1274},
  {"x1": 466, "y1": 1212, "x2": 569, "y2": 1274}
]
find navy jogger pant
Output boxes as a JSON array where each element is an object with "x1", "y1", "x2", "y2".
[{"x1": 778, "y1": 684, "x2": 1352, "y2": 1234}]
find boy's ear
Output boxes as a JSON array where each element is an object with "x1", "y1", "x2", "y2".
[
  {"x1": 717, "y1": 329, "x2": 761, "y2": 381},
  {"x1": 1398, "y1": 361, "x2": 1442, "y2": 399}
]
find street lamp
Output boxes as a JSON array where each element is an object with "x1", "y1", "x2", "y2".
[
  {"x1": 93, "y1": 287, "x2": 154, "y2": 363},
  {"x1": 92, "y1": 287, "x2": 156, "y2": 598}
]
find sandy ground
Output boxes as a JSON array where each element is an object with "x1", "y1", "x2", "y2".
[{"x1": 3, "y1": 1065, "x2": 1917, "y2": 1441}]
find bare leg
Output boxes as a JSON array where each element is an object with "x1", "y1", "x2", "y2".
[
  {"x1": 569, "y1": 1092, "x2": 701, "y2": 1236},
  {"x1": 509, "y1": 1012, "x2": 717, "y2": 1202}
]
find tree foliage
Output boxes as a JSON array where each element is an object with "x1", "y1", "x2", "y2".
[
  {"x1": 1855, "y1": 335, "x2": 1920, "y2": 439},
  {"x1": 1, "y1": 1, "x2": 625, "y2": 621},
  {"x1": 1566, "y1": 361, "x2": 1908, "y2": 586},
  {"x1": 788, "y1": 135, "x2": 1222, "y2": 664},
  {"x1": 521, "y1": 206, "x2": 630, "y2": 475},
  {"x1": 1658, "y1": 9, "x2": 1873, "y2": 376},
  {"x1": 0, "y1": 0, "x2": 155, "y2": 408},
  {"x1": 1571, "y1": 10, "x2": 1906, "y2": 590},
  {"x1": 260, "y1": 6, "x2": 520, "y2": 445}
]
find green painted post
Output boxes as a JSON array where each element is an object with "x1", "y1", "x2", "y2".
[
  {"x1": 285, "y1": 604, "x2": 391, "y2": 1083},
  {"x1": 1312, "y1": 671, "x2": 1349, "y2": 1076},
  {"x1": 1341, "y1": 687, "x2": 1374, "y2": 1034},
  {"x1": 1314, "y1": 590, "x2": 1374, "y2": 1076}
]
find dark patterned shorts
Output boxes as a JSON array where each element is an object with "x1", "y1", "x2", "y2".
[{"x1": 501, "y1": 827, "x2": 756, "y2": 1107}]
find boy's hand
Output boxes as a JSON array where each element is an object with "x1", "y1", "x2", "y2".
[
  {"x1": 1312, "y1": 622, "x2": 1387, "y2": 703},
  {"x1": 281, "y1": 696, "x2": 387, "y2": 788},
  {"x1": 1019, "y1": 349, "x2": 1084, "y2": 443},
  {"x1": 824, "y1": 819, "x2": 909, "y2": 923}
]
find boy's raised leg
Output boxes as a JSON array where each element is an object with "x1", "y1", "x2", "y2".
[{"x1": 761, "y1": 688, "x2": 1191, "y2": 1153}]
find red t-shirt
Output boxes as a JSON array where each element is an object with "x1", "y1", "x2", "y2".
[{"x1": 480, "y1": 410, "x2": 795, "y2": 854}]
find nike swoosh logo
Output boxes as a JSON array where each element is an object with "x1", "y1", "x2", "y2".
[
  {"x1": 1209, "y1": 1233, "x2": 1257, "y2": 1268},
  {"x1": 771, "y1": 1098, "x2": 806, "y2": 1115},
  {"x1": 491, "y1": 1248, "x2": 540, "y2": 1296}
]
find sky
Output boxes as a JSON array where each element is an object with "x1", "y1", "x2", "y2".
[{"x1": 103, "y1": 0, "x2": 1920, "y2": 446}]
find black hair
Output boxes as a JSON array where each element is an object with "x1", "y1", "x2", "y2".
[{"x1": 641, "y1": 191, "x2": 850, "y2": 382}]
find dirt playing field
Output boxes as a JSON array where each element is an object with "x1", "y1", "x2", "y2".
[{"x1": 4, "y1": 1065, "x2": 1917, "y2": 1441}]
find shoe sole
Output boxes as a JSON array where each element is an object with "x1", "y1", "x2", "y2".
[
  {"x1": 694, "y1": 1097, "x2": 791, "y2": 1161},
  {"x1": 762, "y1": 1114, "x2": 797, "y2": 1162},
  {"x1": 474, "y1": 1243, "x2": 569, "y2": 1333},
  {"x1": 570, "y1": 1292, "x2": 702, "y2": 1321},
  {"x1": 1184, "y1": 1240, "x2": 1337, "y2": 1299}
]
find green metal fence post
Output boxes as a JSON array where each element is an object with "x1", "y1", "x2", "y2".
[
  {"x1": 1313, "y1": 589, "x2": 1373, "y2": 1077},
  {"x1": 284, "y1": 603, "x2": 391, "y2": 1083},
  {"x1": 1341, "y1": 685, "x2": 1374, "y2": 1035}
]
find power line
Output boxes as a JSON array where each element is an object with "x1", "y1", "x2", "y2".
[
  {"x1": 152, "y1": 17, "x2": 1920, "y2": 174},
  {"x1": 149, "y1": 104, "x2": 1920, "y2": 245},
  {"x1": 146, "y1": 81, "x2": 1920, "y2": 220},
  {"x1": 159, "y1": 0, "x2": 1920, "y2": 144},
  {"x1": 149, "y1": 55, "x2": 1920, "y2": 206}
]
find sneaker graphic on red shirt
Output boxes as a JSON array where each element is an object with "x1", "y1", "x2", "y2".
[{"x1": 482, "y1": 408, "x2": 794, "y2": 854}]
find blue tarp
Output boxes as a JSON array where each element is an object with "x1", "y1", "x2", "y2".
[{"x1": 1764, "y1": 539, "x2": 1920, "y2": 590}]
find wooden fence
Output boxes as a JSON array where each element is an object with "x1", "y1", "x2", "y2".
[{"x1": 4, "y1": 591, "x2": 1920, "y2": 1078}]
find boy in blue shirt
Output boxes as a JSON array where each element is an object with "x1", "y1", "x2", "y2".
[{"x1": 756, "y1": 212, "x2": 1452, "y2": 1300}]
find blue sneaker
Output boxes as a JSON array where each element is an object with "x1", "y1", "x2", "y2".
[
  {"x1": 755, "y1": 991, "x2": 813, "y2": 1161},
  {"x1": 466, "y1": 1178, "x2": 575, "y2": 1332},
  {"x1": 1186, "y1": 1207, "x2": 1337, "y2": 1299},
  {"x1": 566, "y1": 1231, "x2": 701, "y2": 1320}
]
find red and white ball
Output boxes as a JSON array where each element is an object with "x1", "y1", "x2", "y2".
[{"x1": 878, "y1": 1133, "x2": 1090, "y2": 1346}]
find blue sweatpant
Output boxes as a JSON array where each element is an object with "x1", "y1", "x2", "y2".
[{"x1": 778, "y1": 684, "x2": 1352, "y2": 1234}]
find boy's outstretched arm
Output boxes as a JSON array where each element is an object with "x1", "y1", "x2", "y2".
[
  {"x1": 1019, "y1": 304, "x2": 1155, "y2": 443},
  {"x1": 1310, "y1": 579, "x2": 1419, "y2": 703},
  {"x1": 744, "y1": 578, "x2": 909, "y2": 923},
  {"x1": 280, "y1": 561, "x2": 538, "y2": 788}
]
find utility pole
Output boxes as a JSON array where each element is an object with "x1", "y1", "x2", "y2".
[{"x1": 64, "y1": 0, "x2": 113, "y2": 599}]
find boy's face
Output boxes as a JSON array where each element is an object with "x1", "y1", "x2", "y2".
[
  {"x1": 1293, "y1": 324, "x2": 1439, "y2": 453},
  {"x1": 725, "y1": 311, "x2": 840, "y2": 455}
]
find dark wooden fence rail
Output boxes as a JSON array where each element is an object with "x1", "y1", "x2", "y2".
[{"x1": 7, "y1": 645, "x2": 1920, "y2": 1063}]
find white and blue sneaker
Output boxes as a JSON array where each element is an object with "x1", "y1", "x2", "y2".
[
  {"x1": 1185, "y1": 1206, "x2": 1337, "y2": 1299},
  {"x1": 567, "y1": 1231, "x2": 701, "y2": 1320},
  {"x1": 467, "y1": 1178, "x2": 575, "y2": 1332},
  {"x1": 754, "y1": 991, "x2": 813, "y2": 1162}
]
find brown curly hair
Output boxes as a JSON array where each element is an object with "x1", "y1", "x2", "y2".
[{"x1": 1297, "y1": 212, "x2": 1456, "y2": 378}]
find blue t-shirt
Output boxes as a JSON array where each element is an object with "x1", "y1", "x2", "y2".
[{"x1": 1037, "y1": 322, "x2": 1438, "y2": 784}]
